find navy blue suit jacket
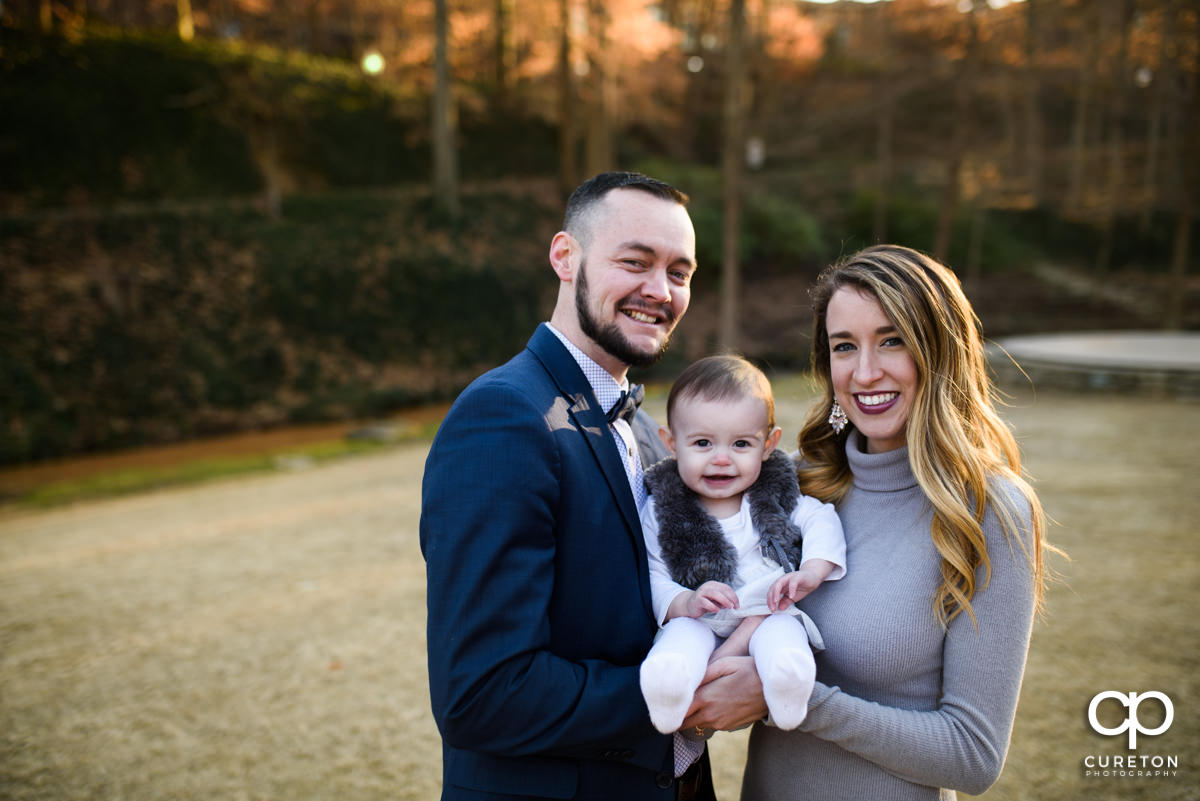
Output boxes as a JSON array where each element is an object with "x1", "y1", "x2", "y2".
[{"x1": 421, "y1": 324, "x2": 678, "y2": 800}]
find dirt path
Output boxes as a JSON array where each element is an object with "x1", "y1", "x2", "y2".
[{"x1": 1, "y1": 385, "x2": 1197, "y2": 800}]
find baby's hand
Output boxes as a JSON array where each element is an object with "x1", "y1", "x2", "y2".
[
  {"x1": 687, "y1": 581, "x2": 739, "y2": 617},
  {"x1": 768, "y1": 559, "x2": 836, "y2": 611}
]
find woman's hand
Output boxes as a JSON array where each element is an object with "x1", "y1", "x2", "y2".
[{"x1": 681, "y1": 655, "x2": 767, "y2": 732}]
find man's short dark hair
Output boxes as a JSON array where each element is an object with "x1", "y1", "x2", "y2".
[{"x1": 562, "y1": 172, "x2": 689, "y2": 242}]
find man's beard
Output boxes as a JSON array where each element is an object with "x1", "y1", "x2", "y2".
[{"x1": 575, "y1": 260, "x2": 674, "y2": 369}]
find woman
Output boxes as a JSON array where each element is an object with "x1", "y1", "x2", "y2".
[{"x1": 740, "y1": 244, "x2": 1052, "y2": 800}]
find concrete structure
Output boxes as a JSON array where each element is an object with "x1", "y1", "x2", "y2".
[{"x1": 990, "y1": 331, "x2": 1200, "y2": 399}]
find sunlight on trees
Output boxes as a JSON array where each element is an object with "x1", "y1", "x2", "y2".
[{"x1": 8, "y1": 0, "x2": 1198, "y2": 316}]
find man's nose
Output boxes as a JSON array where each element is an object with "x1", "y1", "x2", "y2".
[{"x1": 640, "y1": 267, "x2": 671, "y2": 303}]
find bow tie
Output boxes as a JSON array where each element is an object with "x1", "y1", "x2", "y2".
[{"x1": 606, "y1": 384, "x2": 645, "y2": 424}]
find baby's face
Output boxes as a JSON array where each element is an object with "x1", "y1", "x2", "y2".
[{"x1": 666, "y1": 394, "x2": 777, "y2": 507}]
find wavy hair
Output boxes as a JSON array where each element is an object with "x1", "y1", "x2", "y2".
[{"x1": 796, "y1": 244, "x2": 1048, "y2": 625}]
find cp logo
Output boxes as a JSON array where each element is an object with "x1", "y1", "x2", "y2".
[{"x1": 1088, "y1": 691, "x2": 1174, "y2": 749}]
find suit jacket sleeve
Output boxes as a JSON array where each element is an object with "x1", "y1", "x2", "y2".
[{"x1": 421, "y1": 373, "x2": 666, "y2": 769}]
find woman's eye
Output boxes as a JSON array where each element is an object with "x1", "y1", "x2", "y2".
[
  {"x1": 831, "y1": 342, "x2": 854, "y2": 353},
  {"x1": 883, "y1": 336, "x2": 904, "y2": 348}
]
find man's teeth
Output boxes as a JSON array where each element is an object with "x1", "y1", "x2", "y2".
[
  {"x1": 858, "y1": 392, "x2": 897, "y2": 407},
  {"x1": 625, "y1": 310, "x2": 657, "y2": 324}
]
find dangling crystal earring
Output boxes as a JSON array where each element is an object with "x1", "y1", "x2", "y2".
[{"x1": 828, "y1": 399, "x2": 848, "y2": 434}]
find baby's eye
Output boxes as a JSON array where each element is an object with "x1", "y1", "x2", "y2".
[
  {"x1": 733, "y1": 439, "x2": 752, "y2": 448},
  {"x1": 693, "y1": 438, "x2": 711, "y2": 448}
]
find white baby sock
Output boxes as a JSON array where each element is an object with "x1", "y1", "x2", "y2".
[
  {"x1": 750, "y1": 613, "x2": 817, "y2": 731},
  {"x1": 639, "y1": 617, "x2": 715, "y2": 734}
]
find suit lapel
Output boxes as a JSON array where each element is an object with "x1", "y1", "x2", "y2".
[{"x1": 526, "y1": 326, "x2": 654, "y2": 614}]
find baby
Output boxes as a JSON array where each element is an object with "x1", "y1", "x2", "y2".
[{"x1": 639, "y1": 355, "x2": 845, "y2": 733}]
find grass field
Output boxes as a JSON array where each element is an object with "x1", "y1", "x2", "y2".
[{"x1": 1, "y1": 377, "x2": 1197, "y2": 800}]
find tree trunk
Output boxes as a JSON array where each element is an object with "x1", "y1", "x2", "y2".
[
  {"x1": 557, "y1": 0, "x2": 577, "y2": 198},
  {"x1": 177, "y1": 0, "x2": 195, "y2": 41},
  {"x1": 1096, "y1": 0, "x2": 1134, "y2": 276},
  {"x1": 1023, "y1": 0, "x2": 1043, "y2": 204},
  {"x1": 873, "y1": 89, "x2": 893, "y2": 244},
  {"x1": 966, "y1": 202, "x2": 985, "y2": 294},
  {"x1": 494, "y1": 0, "x2": 514, "y2": 110},
  {"x1": 1164, "y1": 185, "x2": 1192, "y2": 329},
  {"x1": 1164, "y1": 42, "x2": 1197, "y2": 330},
  {"x1": 719, "y1": 0, "x2": 747, "y2": 352},
  {"x1": 1067, "y1": 6, "x2": 1098, "y2": 213},
  {"x1": 873, "y1": 9, "x2": 894, "y2": 244},
  {"x1": 432, "y1": 0, "x2": 460, "y2": 219},
  {"x1": 583, "y1": 0, "x2": 614, "y2": 177},
  {"x1": 934, "y1": 1, "x2": 978, "y2": 262},
  {"x1": 1140, "y1": 1, "x2": 1181, "y2": 232},
  {"x1": 260, "y1": 127, "x2": 283, "y2": 220}
]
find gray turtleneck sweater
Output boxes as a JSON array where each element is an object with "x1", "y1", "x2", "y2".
[{"x1": 741, "y1": 431, "x2": 1036, "y2": 801}]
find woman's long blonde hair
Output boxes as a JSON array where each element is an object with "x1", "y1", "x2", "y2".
[{"x1": 797, "y1": 244, "x2": 1048, "y2": 625}]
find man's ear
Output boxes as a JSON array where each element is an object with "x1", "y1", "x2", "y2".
[
  {"x1": 762, "y1": 426, "x2": 783, "y2": 459},
  {"x1": 657, "y1": 426, "x2": 676, "y2": 456},
  {"x1": 549, "y1": 231, "x2": 577, "y2": 282}
]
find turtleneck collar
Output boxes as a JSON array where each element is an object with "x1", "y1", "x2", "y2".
[{"x1": 845, "y1": 430, "x2": 919, "y2": 493}]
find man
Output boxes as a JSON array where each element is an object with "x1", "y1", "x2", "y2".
[{"x1": 420, "y1": 172, "x2": 719, "y2": 800}]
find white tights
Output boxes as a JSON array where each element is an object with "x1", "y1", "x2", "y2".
[{"x1": 638, "y1": 612, "x2": 816, "y2": 733}]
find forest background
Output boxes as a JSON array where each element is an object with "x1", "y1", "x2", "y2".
[{"x1": 2, "y1": 0, "x2": 1198, "y2": 469}]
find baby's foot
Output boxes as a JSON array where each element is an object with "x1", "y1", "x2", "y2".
[
  {"x1": 640, "y1": 653, "x2": 699, "y2": 734},
  {"x1": 760, "y1": 648, "x2": 816, "y2": 730}
]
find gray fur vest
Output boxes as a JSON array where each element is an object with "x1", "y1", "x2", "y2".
[{"x1": 644, "y1": 449, "x2": 804, "y2": 590}]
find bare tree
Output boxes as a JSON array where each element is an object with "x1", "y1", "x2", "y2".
[
  {"x1": 1140, "y1": 1, "x2": 1182, "y2": 232},
  {"x1": 494, "y1": 0, "x2": 515, "y2": 109},
  {"x1": 1164, "y1": 44, "x2": 1198, "y2": 329},
  {"x1": 557, "y1": 0, "x2": 578, "y2": 198},
  {"x1": 934, "y1": 0, "x2": 980, "y2": 263},
  {"x1": 583, "y1": 0, "x2": 615, "y2": 177},
  {"x1": 1096, "y1": 0, "x2": 1135, "y2": 276},
  {"x1": 433, "y1": 0, "x2": 460, "y2": 219},
  {"x1": 873, "y1": 6, "x2": 894, "y2": 243},
  {"x1": 1022, "y1": 0, "x2": 1044, "y2": 204},
  {"x1": 719, "y1": 0, "x2": 747, "y2": 352},
  {"x1": 1067, "y1": 5, "x2": 1100, "y2": 212}
]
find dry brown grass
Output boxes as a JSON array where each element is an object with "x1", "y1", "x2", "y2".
[{"x1": 1, "y1": 379, "x2": 1197, "y2": 800}]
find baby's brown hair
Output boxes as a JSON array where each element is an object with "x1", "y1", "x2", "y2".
[{"x1": 666, "y1": 355, "x2": 775, "y2": 433}]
